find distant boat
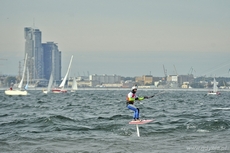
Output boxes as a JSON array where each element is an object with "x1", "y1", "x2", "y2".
[
  {"x1": 207, "y1": 78, "x2": 221, "y2": 95},
  {"x1": 5, "y1": 53, "x2": 29, "y2": 96},
  {"x1": 43, "y1": 72, "x2": 53, "y2": 94},
  {"x1": 52, "y1": 55, "x2": 73, "y2": 93},
  {"x1": 71, "y1": 77, "x2": 78, "y2": 92}
]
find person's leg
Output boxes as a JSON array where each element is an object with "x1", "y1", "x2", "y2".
[
  {"x1": 135, "y1": 108, "x2": 140, "y2": 119},
  {"x1": 127, "y1": 104, "x2": 139, "y2": 120}
]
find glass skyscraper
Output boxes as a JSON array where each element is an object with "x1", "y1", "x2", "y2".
[
  {"x1": 24, "y1": 27, "x2": 44, "y2": 80},
  {"x1": 42, "y1": 42, "x2": 61, "y2": 81},
  {"x1": 24, "y1": 27, "x2": 61, "y2": 83}
]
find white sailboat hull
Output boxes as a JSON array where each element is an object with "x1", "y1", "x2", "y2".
[
  {"x1": 43, "y1": 90, "x2": 48, "y2": 94},
  {"x1": 207, "y1": 92, "x2": 221, "y2": 95},
  {"x1": 5, "y1": 90, "x2": 28, "y2": 96}
]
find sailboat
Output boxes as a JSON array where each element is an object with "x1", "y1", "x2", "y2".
[
  {"x1": 71, "y1": 77, "x2": 78, "y2": 92},
  {"x1": 5, "y1": 54, "x2": 29, "y2": 96},
  {"x1": 43, "y1": 72, "x2": 53, "y2": 94},
  {"x1": 24, "y1": 67, "x2": 29, "y2": 90},
  {"x1": 52, "y1": 55, "x2": 73, "y2": 93},
  {"x1": 207, "y1": 78, "x2": 221, "y2": 95}
]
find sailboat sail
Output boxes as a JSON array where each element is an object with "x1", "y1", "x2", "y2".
[
  {"x1": 18, "y1": 54, "x2": 28, "y2": 90},
  {"x1": 213, "y1": 78, "x2": 218, "y2": 92},
  {"x1": 59, "y1": 55, "x2": 73, "y2": 88},
  {"x1": 47, "y1": 72, "x2": 53, "y2": 93},
  {"x1": 72, "y1": 77, "x2": 78, "y2": 90},
  {"x1": 24, "y1": 67, "x2": 29, "y2": 90}
]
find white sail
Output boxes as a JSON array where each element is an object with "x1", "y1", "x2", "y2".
[
  {"x1": 72, "y1": 77, "x2": 78, "y2": 90},
  {"x1": 213, "y1": 78, "x2": 218, "y2": 92},
  {"x1": 207, "y1": 77, "x2": 220, "y2": 95},
  {"x1": 18, "y1": 54, "x2": 28, "y2": 90},
  {"x1": 47, "y1": 72, "x2": 54, "y2": 93},
  {"x1": 59, "y1": 55, "x2": 73, "y2": 88},
  {"x1": 5, "y1": 53, "x2": 28, "y2": 95},
  {"x1": 24, "y1": 67, "x2": 29, "y2": 90}
]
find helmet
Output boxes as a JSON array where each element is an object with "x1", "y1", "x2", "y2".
[{"x1": 131, "y1": 86, "x2": 137, "y2": 91}]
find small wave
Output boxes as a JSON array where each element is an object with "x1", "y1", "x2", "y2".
[
  {"x1": 0, "y1": 115, "x2": 76, "y2": 131},
  {"x1": 177, "y1": 99, "x2": 185, "y2": 103},
  {"x1": 197, "y1": 129, "x2": 210, "y2": 133},
  {"x1": 49, "y1": 115, "x2": 75, "y2": 122},
  {"x1": 0, "y1": 118, "x2": 26, "y2": 127},
  {"x1": 186, "y1": 119, "x2": 230, "y2": 132},
  {"x1": 97, "y1": 114, "x2": 129, "y2": 120},
  {"x1": 36, "y1": 99, "x2": 46, "y2": 103},
  {"x1": 0, "y1": 114, "x2": 8, "y2": 117}
]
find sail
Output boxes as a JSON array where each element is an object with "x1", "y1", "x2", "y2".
[
  {"x1": 213, "y1": 78, "x2": 218, "y2": 92},
  {"x1": 47, "y1": 72, "x2": 54, "y2": 92},
  {"x1": 24, "y1": 67, "x2": 29, "y2": 90},
  {"x1": 59, "y1": 55, "x2": 73, "y2": 88},
  {"x1": 18, "y1": 54, "x2": 28, "y2": 90},
  {"x1": 72, "y1": 77, "x2": 78, "y2": 90}
]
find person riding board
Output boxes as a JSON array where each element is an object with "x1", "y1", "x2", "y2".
[{"x1": 126, "y1": 85, "x2": 154, "y2": 121}]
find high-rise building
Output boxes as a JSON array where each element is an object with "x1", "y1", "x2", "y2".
[
  {"x1": 42, "y1": 42, "x2": 61, "y2": 81},
  {"x1": 24, "y1": 27, "x2": 44, "y2": 80},
  {"x1": 24, "y1": 27, "x2": 62, "y2": 83}
]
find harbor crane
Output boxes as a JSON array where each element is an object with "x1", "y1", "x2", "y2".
[
  {"x1": 188, "y1": 67, "x2": 196, "y2": 76},
  {"x1": 163, "y1": 65, "x2": 167, "y2": 81},
  {"x1": 173, "y1": 65, "x2": 178, "y2": 76}
]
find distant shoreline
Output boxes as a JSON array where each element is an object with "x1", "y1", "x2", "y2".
[{"x1": 1, "y1": 87, "x2": 229, "y2": 92}]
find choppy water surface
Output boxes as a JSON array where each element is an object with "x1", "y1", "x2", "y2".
[{"x1": 0, "y1": 89, "x2": 230, "y2": 153}]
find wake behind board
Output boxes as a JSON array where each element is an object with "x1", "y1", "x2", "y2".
[{"x1": 129, "y1": 119, "x2": 154, "y2": 125}]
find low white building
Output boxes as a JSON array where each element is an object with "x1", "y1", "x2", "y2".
[{"x1": 89, "y1": 74, "x2": 121, "y2": 87}]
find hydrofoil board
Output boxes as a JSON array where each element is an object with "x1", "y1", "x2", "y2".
[{"x1": 129, "y1": 119, "x2": 154, "y2": 125}]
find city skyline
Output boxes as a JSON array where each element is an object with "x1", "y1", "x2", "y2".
[
  {"x1": 0, "y1": 0, "x2": 230, "y2": 77},
  {"x1": 24, "y1": 27, "x2": 62, "y2": 81}
]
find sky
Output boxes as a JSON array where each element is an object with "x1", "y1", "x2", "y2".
[{"x1": 0, "y1": 0, "x2": 230, "y2": 77}]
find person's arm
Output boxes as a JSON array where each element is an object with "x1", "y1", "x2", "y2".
[
  {"x1": 135, "y1": 95, "x2": 155, "y2": 100},
  {"x1": 135, "y1": 96, "x2": 144, "y2": 100}
]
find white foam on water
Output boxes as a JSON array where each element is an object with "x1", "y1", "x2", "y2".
[
  {"x1": 197, "y1": 129, "x2": 210, "y2": 133},
  {"x1": 212, "y1": 108, "x2": 230, "y2": 110}
]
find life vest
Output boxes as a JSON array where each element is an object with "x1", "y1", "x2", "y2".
[{"x1": 126, "y1": 92, "x2": 136, "y2": 103}]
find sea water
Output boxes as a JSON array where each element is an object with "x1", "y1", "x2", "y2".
[{"x1": 0, "y1": 89, "x2": 229, "y2": 153}]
